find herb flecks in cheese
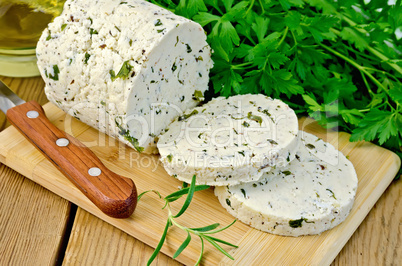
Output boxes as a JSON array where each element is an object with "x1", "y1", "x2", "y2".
[
  {"x1": 157, "y1": 94, "x2": 299, "y2": 186},
  {"x1": 84, "y1": 53, "x2": 90, "y2": 64},
  {"x1": 178, "y1": 109, "x2": 199, "y2": 121},
  {"x1": 110, "y1": 60, "x2": 133, "y2": 81},
  {"x1": 167, "y1": 154, "x2": 173, "y2": 162},
  {"x1": 37, "y1": 0, "x2": 213, "y2": 154},
  {"x1": 247, "y1": 112, "x2": 262, "y2": 125},
  {"x1": 192, "y1": 90, "x2": 204, "y2": 102},
  {"x1": 48, "y1": 65, "x2": 59, "y2": 81},
  {"x1": 288, "y1": 218, "x2": 314, "y2": 228},
  {"x1": 115, "y1": 118, "x2": 144, "y2": 152}
]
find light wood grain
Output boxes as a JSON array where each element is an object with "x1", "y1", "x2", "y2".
[
  {"x1": 0, "y1": 76, "x2": 72, "y2": 265},
  {"x1": 332, "y1": 178, "x2": 402, "y2": 266},
  {"x1": 0, "y1": 159, "x2": 71, "y2": 265},
  {"x1": 63, "y1": 207, "x2": 182, "y2": 266},
  {"x1": 0, "y1": 102, "x2": 399, "y2": 265}
]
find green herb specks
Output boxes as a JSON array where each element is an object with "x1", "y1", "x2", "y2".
[
  {"x1": 115, "y1": 118, "x2": 144, "y2": 152},
  {"x1": 154, "y1": 19, "x2": 163, "y2": 26},
  {"x1": 84, "y1": 52, "x2": 91, "y2": 64},
  {"x1": 192, "y1": 90, "x2": 204, "y2": 101},
  {"x1": 240, "y1": 188, "x2": 247, "y2": 198},
  {"x1": 305, "y1": 144, "x2": 316, "y2": 149},
  {"x1": 46, "y1": 30, "x2": 52, "y2": 41},
  {"x1": 167, "y1": 154, "x2": 173, "y2": 162},
  {"x1": 49, "y1": 65, "x2": 60, "y2": 81},
  {"x1": 185, "y1": 44, "x2": 192, "y2": 53},
  {"x1": 289, "y1": 218, "x2": 314, "y2": 228},
  {"x1": 171, "y1": 62, "x2": 177, "y2": 72},
  {"x1": 267, "y1": 139, "x2": 278, "y2": 145},
  {"x1": 110, "y1": 60, "x2": 133, "y2": 81},
  {"x1": 247, "y1": 112, "x2": 262, "y2": 125},
  {"x1": 178, "y1": 109, "x2": 199, "y2": 121},
  {"x1": 89, "y1": 28, "x2": 98, "y2": 35},
  {"x1": 226, "y1": 198, "x2": 231, "y2": 207},
  {"x1": 326, "y1": 189, "x2": 337, "y2": 199}
]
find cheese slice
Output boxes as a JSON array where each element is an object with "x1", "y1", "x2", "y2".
[
  {"x1": 215, "y1": 131, "x2": 358, "y2": 236},
  {"x1": 157, "y1": 94, "x2": 299, "y2": 186},
  {"x1": 36, "y1": 0, "x2": 212, "y2": 154}
]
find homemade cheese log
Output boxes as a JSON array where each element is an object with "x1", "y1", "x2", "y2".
[
  {"x1": 36, "y1": 0, "x2": 213, "y2": 154},
  {"x1": 157, "y1": 94, "x2": 299, "y2": 186},
  {"x1": 215, "y1": 131, "x2": 358, "y2": 237}
]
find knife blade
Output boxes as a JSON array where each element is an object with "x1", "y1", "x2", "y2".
[{"x1": 0, "y1": 80, "x2": 137, "y2": 218}]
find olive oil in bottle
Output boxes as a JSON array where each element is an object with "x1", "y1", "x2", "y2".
[
  {"x1": 0, "y1": 0, "x2": 65, "y2": 77},
  {"x1": 0, "y1": 0, "x2": 65, "y2": 49}
]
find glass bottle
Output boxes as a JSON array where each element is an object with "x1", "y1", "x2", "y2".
[{"x1": 0, "y1": 0, "x2": 65, "y2": 77}]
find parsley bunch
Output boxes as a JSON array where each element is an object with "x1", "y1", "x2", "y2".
[{"x1": 150, "y1": 0, "x2": 402, "y2": 169}]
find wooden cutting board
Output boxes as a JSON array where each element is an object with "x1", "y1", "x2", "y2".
[{"x1": 0, "y1": 102, "x2": 400, "y2": 265}]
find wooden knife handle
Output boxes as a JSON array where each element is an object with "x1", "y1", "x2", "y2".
[{"x1": 6, "y1": 101, "x2": 137, "y2": 218}]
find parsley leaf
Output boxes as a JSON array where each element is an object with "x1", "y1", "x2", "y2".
[{"x1": 350, "y1": 109, "x2": 401, "y2": 145}]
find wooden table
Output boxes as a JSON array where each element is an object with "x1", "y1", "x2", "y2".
[{"x1": 0, "y1": 76, "x2": 400, "y2": 265}]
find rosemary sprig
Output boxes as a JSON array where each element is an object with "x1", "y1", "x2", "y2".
[{"x1": 138, "y1": 175, "x2": 238, "y2": 265}]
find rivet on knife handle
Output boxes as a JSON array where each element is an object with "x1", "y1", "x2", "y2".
[{"x1": 6, "y1": 101, "x2": 137, "y2": 218}]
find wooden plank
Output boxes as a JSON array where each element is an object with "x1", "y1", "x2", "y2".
[
  {"x1": 332, "y1": 178, "x2": 402, "y2": 266},
  {"x1": 0, "y1": 163, "x2": 71, "y2": 265},
  {"x1": 63, "y1": 208, "x2": 182, "y2": 265},
  {"x1": 0, "y1": 102, "x2": 399, "y2": 265}
]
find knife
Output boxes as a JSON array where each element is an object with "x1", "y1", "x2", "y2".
[{"x1": 0, "y1": 80, "x2": 137, "y2": 218}]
